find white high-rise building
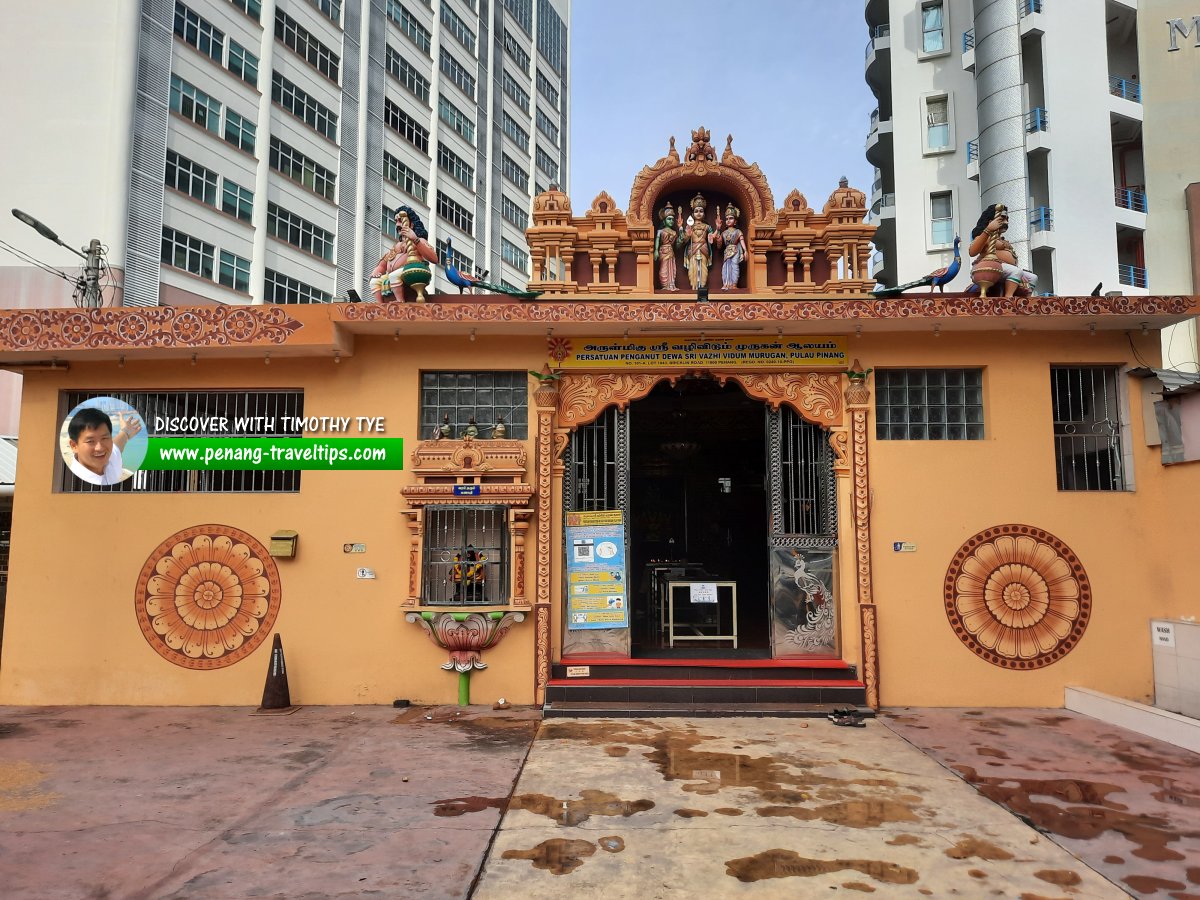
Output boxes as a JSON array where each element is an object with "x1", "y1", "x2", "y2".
[
  {"x1": 0, "y1": 0, "x2": 570, "y2": 309},
  {"x1": 865, "y1": 0, "x2": 1145, "y2": 300}
]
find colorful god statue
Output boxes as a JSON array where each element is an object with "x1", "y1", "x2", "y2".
[
  {"x1": 713, "y1": 203, "x2": 747, "y2": 291},
  {"x1": 654, "y1": 203, "x2": 685, "y2": 291},
  {"x1": 682, "y1": 193, "x2": 716, "y2": 292},
  {"x1": 968, "y1": 204, "x2": 1037, "y2": 298},
  {"x1": 370, "y1": 205, "x2": 439, "y2": 302}
]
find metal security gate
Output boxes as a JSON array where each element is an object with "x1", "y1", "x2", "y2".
[
  {"x1": 564, "y1": 406, "x2": 629, "y2": 518},
  {"x1": 766, "y1": 407, "x2": 838, "y2": 657}
]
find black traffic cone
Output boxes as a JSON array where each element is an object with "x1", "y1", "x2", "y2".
[{"x1": 259, "y1": 634, "x2": 293, "y2": 711}]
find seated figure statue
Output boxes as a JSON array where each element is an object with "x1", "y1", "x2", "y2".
[{"x1": 968, "y1": 204, "x2": 1036, "y2": 298}]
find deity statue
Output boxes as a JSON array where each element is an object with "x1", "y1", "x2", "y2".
[
  {"x1": 681, "y1": 193, "x2": 716, "y2": 293},
  {"x1": 653, "y1": 203, "x2": 686, "y2": 291},
  {"x1": 369, "y1": 205, "x2": 438, "y2": 303},
  {"x1": 968, "y1": 204, "x2": 1036, "y2": 298},
  {"x1": 713, "y1": 203, "x2": 747, "y2": 290}
]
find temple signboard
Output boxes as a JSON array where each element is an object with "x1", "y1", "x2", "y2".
[{"x1": 550, "y1": 336, "x2": 848, "y2": 370}]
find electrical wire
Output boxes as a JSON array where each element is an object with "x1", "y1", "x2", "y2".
[{"x1": 0, "y1": 238, "x2": 77, "y2": 283}]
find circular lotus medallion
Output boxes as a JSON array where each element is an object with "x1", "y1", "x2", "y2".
[
  {"x1": 944, "y1": 524, "x2": 1090, "y2": 670},
  {"x1": 135, "y1": 525, "x2": 281, "y2": 670}
]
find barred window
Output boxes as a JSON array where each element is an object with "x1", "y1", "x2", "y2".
[
  {"x1": 221, "y1": 179, "x2": 254, "y2": 221},
  {"x1": 501, "y1": 71, "x2": 530, "y2": 113},
  {"x1": 438, "y1": 143, "x2": 474, "y2": 190},
  {"x1": 501, "y1": 0, "x2": 531, "y2": 34},
  {"x1": 385, "y1": 98, "x2": 430, "y2": 153},
  {"x1": 536, "y1": 0, "x2": 564, "y2": 74},
  {"x1": 439, "y1": 47, "x2": 476, "y2": 100},
  {"x1": 387, "y1": 0, "x2": 431, "y2": 54},
  {"x1": 504, "y1": 29, "x2": 530, "y2": 73},
  {"x1": 272, "y1": 71, "x2": 338, "y2": 140},
  {"x1": 224, "y1": 109, "x2": 256, "y2": 153},
  {"x1": 437, "y1": 191, "x2": 474, "y2": 236},
  {"x1": 307, "y1": 0, "x2": 342, "y2": 25},
  {"x1": 501, "y1": 111, "x2": 529, "y2": 152},
  {"x1": 440, "y1": 1, "x2": 476, "y2": 54},
  {"x1": 501, "y1": 194, "x2": 528, "y2": 229},
  {"x1": 501, "y1": 153, "x2": 528, "y2": 191},
  {"x1": 421, "y1": 506, "x2": 509, "y2": 606},
  {"x1": 170, "y1": 75, "x2": 221, "y2": 134},
  {"x1": 270, "y1": 136, "x2": 336, "y2": 200},
  {"x1": 165, "y1": 150, "x2": 218, "y2": 206},
  {"x1": 437, "y1": 94, "x2": 475, "y2": 145},
  {"x1": 386, "y1": 45, "x2": 430, "y2": 103},
  {"x1": 275, "y1": 8, "x2": 340, "y2": 82},
  {"x1": 229, "y1": 0, "x2": 261, "y2": 21},
  {"x1": 268, "y1": 202, "x2": 335, "y2": 261},
  {"x1": 161, "y1": 226, "x2": 214, "y2": 278},
  {"x1": 875, "y1": 368, "x2": 984, "y2": 440},
  {"x1": 536, "y1": 70, "x2": 558, "y2": 110},
  {"x1": 174, "y1": 1, "x2": 224, "y2": 62},
  {"x1": 227, "y1": 40, "x2": 259, "y2": 86},
  {"x1": 1051, "y1": 366, "x2": 1127, "y2": 491},
  {"x1": 384, "y1": 151, "x2": 429, "y2": 202},
  {"x1": 535, "y1": 146, "x2": 558, "y2": 183},
  {"x1": 58, "y1": 390, "x2": 304, "y2": 493},
  {"x1": 536, "y1": 109, "x2": 559, "y2": 146},
  {"x1": 436, "y1": 238, "x2": 473, "y2": 275},
  {"x1": 421, "y1": 371, "x2": 528, "y2": 441},
  {"x1": 218, "y1": 249, "x2": 251, "y2": 292},
  {"x1": 266, "y1": 268, "x2": 332, "y2": 303},
  {"x1": 501, "y1": 237, "x2": 528, "y2": 271}
]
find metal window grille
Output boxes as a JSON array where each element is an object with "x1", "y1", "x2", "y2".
[
  {"x1": 58, "y1": 390, "x2": 304, "y2": 493},
  {"x1": 565, "y1": 406, "x2": 628, "y2": 517},
  {"x1": 876, "y1": 369, "x2": 985, "y2": 440},
  {"x1": 420, "y1": 372, "x2": 527, "y2": 440},
  {"x1": 1051, "y1": 366, "x2": 1126, "y2": 491},
  {"x1": 422, "y1": 505, "x2": 509, "y2": 605},
  {"x1": 775, "y1": 407, "x2": 836, "y2": 536}
]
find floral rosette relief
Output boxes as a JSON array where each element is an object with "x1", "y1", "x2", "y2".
[
  {"x1": 135, "y1": 525, "x2": 281, "y2": 670},
  {"x1": 944, "y1": 524, "x2": 1090, "y2": 670}
]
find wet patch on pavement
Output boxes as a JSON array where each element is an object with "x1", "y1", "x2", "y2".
[
  {"x1": 724, "y1": 849, "x2": 919, "y2": 885},
  {"x1": 431, "y1": 795, "x2": 508, "y2": 817},
  {"x1": 508, "y1": 789, "x2": 654, "y2": 826}
]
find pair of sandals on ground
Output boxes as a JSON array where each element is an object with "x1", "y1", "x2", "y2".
[{"x1": 828, "y1": 706, "x2": 866, "y2": 727}]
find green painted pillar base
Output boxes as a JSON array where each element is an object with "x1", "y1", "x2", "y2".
[{"x1": 458, "y1": 670, "x2": 471, "y2": 706}]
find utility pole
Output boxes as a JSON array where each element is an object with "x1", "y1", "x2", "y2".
[{"x1": 11, "y1": 209, "x2": 108, "y2": 308}]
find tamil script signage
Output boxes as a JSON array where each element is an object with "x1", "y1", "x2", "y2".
[{"x1": 551, "y1": 336, "x2": 848, "y2": 370}]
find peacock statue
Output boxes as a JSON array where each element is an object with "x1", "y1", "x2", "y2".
[
  {"x1": 871, "y1": 236, "x2": 961, "y2": 297},
  {"x1": 441, "y1": 237, "x2": 543, "y2": 300}
]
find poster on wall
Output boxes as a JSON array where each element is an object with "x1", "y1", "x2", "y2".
[{"x1": 565, "y1": 509, "x2": 628, "y2": 630}]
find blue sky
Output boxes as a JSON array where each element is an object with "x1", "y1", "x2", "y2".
[{"x1": 569, "y1": 0, "x2": 875, "y2": 213}]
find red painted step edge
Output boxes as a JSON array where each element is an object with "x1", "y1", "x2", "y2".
[
  {"x1": 558, "y1": 656, "x2": 853, "y2": 669},
  {"x1": 546, "y1": 678, "x2": 865, "y2": 688}
]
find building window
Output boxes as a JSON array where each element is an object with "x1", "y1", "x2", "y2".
[
  {"x1": 438, "y1": 94, "x2": 475, "y2": 145},
  {"x1": 229, "y1": 0, "x2": 261, "y2": 21},
  {"x1": 275, "y1": 8, "x2": 340, "y2": 82},
  {"x1": 165, "y1": 150, "x2": 218, "y2": 206},
  {"x1": 501, "y1": 0, "x2": 531, "y2": 34},
  {"x1": 501, "y1": 71, "x2": 530, "y2": 113},
  {"x1": 385, "y1": 98, "x2": 430, "y2": 153},
  {"x1": 501, "y1": 237, "x2": 528, "y2": 271},
  {"x1": 218, "y1": 250, "x2": 251, "y2": 292},
  {"x1": 421, "y1": 371, "x2": 528, "y2": 440},
  {"x1": 267, "y1": 202, "x2": 335, "y2": 261},
  {"x1": 924, "y1": 95, "x2": 950, "y2": 151},
  {"x1": 437, "y1": 191, "x2": 474, "y2": 236},
  {"x1": 501, "y1": 111, "x2": 530, "y2": 152},
  {"x1": 387, "y1": 0, "x2": 431, "y2": 54},
  {"x1": 384, "y1": 151, "x2": 429, "y2": 202},
  {"x1": 421, "y1": 505, "x2": 509, "y2": 606},
  {"x1": 221, "y1": 180, "x2": 254, "y2": 221},
  {"x1": 224, "y1": 109, "x2": 257, "y2": 154},
  {"x1": 272, "y1": 71, "x2": 338, "y2": 141},
  {"x1": 921, "y1": 1, "x2": 945, "y2": 54},
  {"x1": 435, "y1": 238, "x2": 473, "y2": 275},
  {"x1": 170, "y1": 75, "x2": 221, "y2": 134},
  {"x1": 58, "y1": 390, "x2": 304, "y2": 493},
  {"x1": 536, "y1": 0, "x2": 565, "y2": 74},
  {"x1": 386, "y1": 45, "x2": 430, "y2": 103},
  {"x1": 1051, "y1": 366, "x2": 1127, "y2": 491},
  {"x1": 174, "y1": 2, "x2": 225, "y2": 62},
  {"x1": 440, "y1": 1, "x2": 476, "y2": 54},
  {"x1": 306, "y1": 0, "x2": 341, "y2": 25},
  {"x1": 875, "y1": 369, "x2": 984, "y2": 440},
  {"x1": 504, "y1": 29, "x2": 530, "y2": 73},
  {"x1": 270, "y1": 137, "x2": 336, "y2": 200},
  {"x1": 536, "y1": 109, "x2": 559, "y2": 146},
  {"x1": 161, "y1": 226, "x2": 215, "y2": 279},
  {"x1": 929, "y1": 191, "x2": 954, "y2": 247},
  {"x1": 502, "y1": 153, "x2": 529, "y2": 191},
  {"x1": 227, "y1": 40, "x2": 259, "y2": 86},
  {"x1": 266, "y1": 268, "x2": 332, "y2": 303},
  {"x1": 439, "y1": 47, "x2": 476, "y2": 100},
  {"x1": 501, "y1": 194, "x2": 528, "y2": 230},
  {"x1": 536, "y1": 70, "x2": 559, "y2": 110},
  {"x1": 535, "y1": 146, "x2": 559, "y2": 183},
  {"x1": 438, "y1": 143, "x2": 475, "y2": 190}
]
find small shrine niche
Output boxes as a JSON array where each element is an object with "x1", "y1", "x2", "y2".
[{"x1": 400, "y1": 437, "x2": 534, "y2": 609}]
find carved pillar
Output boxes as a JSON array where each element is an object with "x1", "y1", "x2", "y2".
[
  {"x1": 400, "y1": 509, "x2": 422, "y2": 607},
  {"x1": 801, "y1": 250, "x2": 814, "y2": 285},
  {"x1": 532, "y1": 374, "x2": 560, "y2": 705},
  {"x1": 845, "y1": 365, "x2": 878, "y2": 709},
  {"x1": 783, "y1": 249, "x2": 797, "y2": 288},
  {"x1": 589, "y1": 251, "x2": 601, "y2": 285},
  {"x1": 511, "y1": 509, "x2": 533, "y2": 608}
]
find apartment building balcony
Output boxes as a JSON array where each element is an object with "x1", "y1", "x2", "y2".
[
  {"x1": 1019, "y1": 0, "x2": 1045, "y2": 37},
  {"x1": 1024, "y1": 108, "x2": 1050, "y2": 154},
  {"x1": 864, "y1": 0, "x2": 888, "y2": 32},
  {"x1": 865, "y1": 24, "x2": 891, "y2": 92},
  {"x1": 961, "y1": 28, "x2": 975, "y2": 72},
  {"x1": 1108, "y1": 75, "x2": 1144, "y2": 123},
  {"x1": 1029, "y1": 206, "x2": 1056, "y2": 251},
  {"x1": 870, "y1": 192, "x2": 896, "y2": 249},
  {"x1": 865, "y1": 110, "x2": 893, "y2": 168},
  {"x1": 1114, "y1": 185, "x2": 1148, "y2": 231},
  {"x1": 1118, "y1": 263, "x2": 1148, "y2": 290},
  {"x1": 966, "y1": 138, "x2": 979, "y2": 181}
]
